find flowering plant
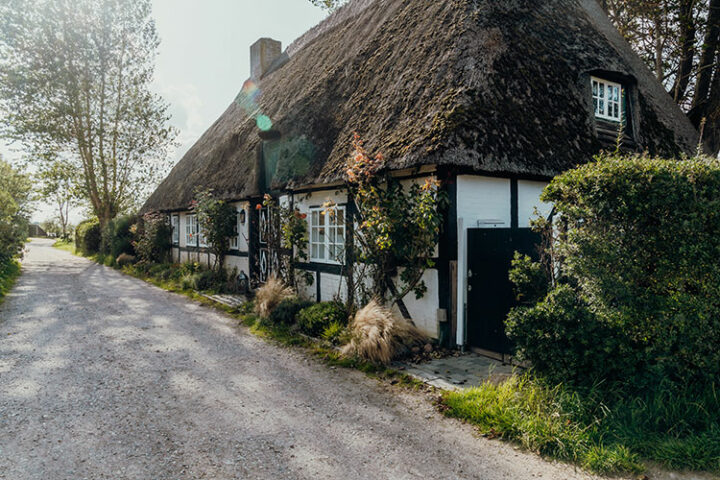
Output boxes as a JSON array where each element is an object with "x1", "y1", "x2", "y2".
[{"x1": 345, "y1": 134, "x2": 447, "y2": 312}]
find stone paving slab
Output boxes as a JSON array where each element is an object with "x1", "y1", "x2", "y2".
[
  {"x1": 398, "y1": 353, "x2": 516, "y2": 391},
  {"x1": 201, "y1": 293, "x2": 247, "y2": 308}
]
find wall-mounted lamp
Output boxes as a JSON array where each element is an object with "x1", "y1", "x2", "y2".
[{"x1": 239, "y1": 209, "x2": 247, "y2": 225}]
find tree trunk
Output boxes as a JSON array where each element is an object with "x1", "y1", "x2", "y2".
[
  {"x1": 689, "y1": 0, "x2": 720, "y2": 127},
  {"x1": 672, "y1": 0, "x2": 698, "y2": 102}
]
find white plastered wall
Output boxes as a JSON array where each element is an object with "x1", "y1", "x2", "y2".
[{"x1": 455, "y1": 175, "x2": 549, "y2": 347}]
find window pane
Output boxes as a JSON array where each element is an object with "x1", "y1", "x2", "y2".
[
  {"x1": 599, "y1": 100, "x2": 604, "y2": 114},
  {"x1": 312, "y1": 211, "x2": 319, "y2": 226},
  {"x1": 311, "y1": 244, "x2": 318, "y2": 259},
  {"x1": 336, "y1": 209, "x2": 344, "y2": 225},
  {"x1": 592, "y1": 81, "x2": 598, "y2": 95},
  {"x1": 317, "y1": 244, "x2": 325, "y2": 259},
  {"x1": 311, "y1": 227, "x2": 319, "y2": 242},
  {"x1": 599, "y1": 83, "x2": 605, "y2": 98}
]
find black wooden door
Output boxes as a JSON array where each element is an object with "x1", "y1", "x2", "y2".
[{"x1": 466, "y1": 228, "x2": 540, "y2": 353}]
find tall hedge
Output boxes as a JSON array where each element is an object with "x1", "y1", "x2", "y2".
[
  {"x1": 101, "y1": 215, "x2": 136, "y2": 258},
  {"x1": 75, "y1": 219, "x2": 101, "y2": 254},
  {"x1": 507, "y1": 154, "x2": 720, "y2": 389}
]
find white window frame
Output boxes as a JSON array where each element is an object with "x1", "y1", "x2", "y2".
[
  {"x1": 592, "y1": 76, "x2": 623, "y2": 122},
  {"x1": 229, "y1": 208, "x2": 239, "y2": 250},
  {"x1": 185, "y1": 214, "x2": 197, "y2": 246},
  {"x1": 309, "y1": 206, "x2": 346, "y2": 265},
  {"x1": 171, "y1": 215, "x2": 179, "y2": 245}
]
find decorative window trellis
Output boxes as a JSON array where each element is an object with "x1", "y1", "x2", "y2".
[
  {"x1": 592, "y1": 77, "x2": 623, "y2": 122},
  {"x1": 309, "y1": 206, "x2": 346, "y2": 264}
]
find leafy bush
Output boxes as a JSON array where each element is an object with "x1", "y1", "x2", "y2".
[
  {"x1": 268, "y1": 297, "x2": 313, "y2": 325},
  {"x1": 194, "y1": 189, "x2": 237, "y2": 271},
  {"x1": 75, "y1": 219, "x2": 101, "y2": 254},
  {"x1": 193, "y1": 269, "x2": 226, "y2": 291},
  {"x1": 341, "y1": 299, "x2": 426, "y2": 364},
  {"x1": 101, "y1": 215, "x2": 136, "y2": 258},
  {"x1": 254, "y1": 276, "x2": 294, "y2": 318},
  {"x1": 321, "y1": 321, "x2": 347, "y2": 345},
  {"x1": 0, "y1": 159, "x2": 31, "y2": 261},
  {"x1": 134, "y1": 212, "x2": 171, "y2": 263},
  {"x1": 296, "y1": 301, "x2": 348, "y2": 337},
  {"x1": 509, "y1": 153, "x2": 720, "y2": 388}
]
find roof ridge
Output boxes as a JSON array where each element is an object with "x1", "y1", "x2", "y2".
[{"x1": 287, "y1": 0, "x2": 380, "y2": 57}]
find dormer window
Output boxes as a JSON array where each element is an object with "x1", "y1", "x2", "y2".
[{"x1": 592, "y1": 76, "x2": 623, "y2": 122}]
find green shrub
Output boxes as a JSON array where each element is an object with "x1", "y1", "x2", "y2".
[
  {"x1": 193, "y1": 269, "x2": 225, "y2": 291},
  {"x1": 268, "y1": 297, "x2": 313, "y2": 325},
  {"x1": 510, "y1": 153, "x2": 720, "y2": 388},
  {"x1": 101, "y1": 215, "x2": 136, "y2": 257},
  {"x1": 134, "y1": 212, "x2": 171, "y2": 263},
  {"x1": 321, "y1": 321, "x2": 347, "y2": 345},
  {"x1": 75, "y1": 219, "x2": 101, "y2": 254},
  {"x1": 296, "y1": 301, "x2": 348, "y2": 337}
]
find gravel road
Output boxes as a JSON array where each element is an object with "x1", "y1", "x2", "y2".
[{"x1": 0, "y1": 238, "x2": 603, "y2": 480}]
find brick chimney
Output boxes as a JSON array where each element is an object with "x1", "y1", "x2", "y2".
[{"x1": 250, "y1": 38, "x2": 282, "y2": 80}]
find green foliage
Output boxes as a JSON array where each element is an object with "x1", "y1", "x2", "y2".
[
  {"x1": 509, "y1": 252, "x2": 548, "y2": 305},
  {"x1": 442, "y1": 374, "x2": 720, "y2": 474},
  {"x1": 101, "y1": 215, "x2": 136, "y2": 258},
  {"x1": 261, "y1": 194, "x2": 313, "y2": 289},
  {"x1": 0, "y1": 157, "x2": 32, "y2": 261},
  {"x1": 346, "y1": 135, "x2": 448, "y2": 305},
  {"x1": 267, "y1": 297, "x2": 313, "y2": 325},
  {"x1": 0, "y1": 0, "x2": 177, "y2": 225},
  {"x1": 308, "y1": 0, "x2": 346, "y2": 10},
  {"x1": 510, "y1": 153, "x2": 720, "y2": 388},
  {"x1": 0, "y1": 258, "x2": 21, "y2": 305},
  {"x1": 321, "y1": 321, "x2": 347, "y2": 345},
  {"x1": 194, "y1": 189, "x2": 237, "y2": 271},
  {"x1": 75, "y1": 219, "x2": 101, "y2": 255},
  {"x1": 296, "y1": 301, "x2": 348, "y2": 337},
  {"x1": 507, "y1": 285, "x2": 629, "y2": 386},
  {"x1": 134, "y1": 212, "x2": 171, "y2": 264}
]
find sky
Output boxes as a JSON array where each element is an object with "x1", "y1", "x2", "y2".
[{"x1": 1, "y1": 0, "x2": 328, "y2": 224}]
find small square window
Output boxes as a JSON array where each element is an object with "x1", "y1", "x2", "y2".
[{"x1": 591, "y1": 76, "x2": 623, "y2": 122}]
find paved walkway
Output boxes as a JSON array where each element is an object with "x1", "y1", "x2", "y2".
[
  {"x1": 400, "y1": 354, "x2": 515, "y2": 391},
  {"x1": 0, "y1": 239, "x2": 605, "y2": 479}
]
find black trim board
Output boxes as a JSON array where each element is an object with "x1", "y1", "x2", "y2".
[{"x1": 177, "y1": 246, "x2": 249, "y2": 257}]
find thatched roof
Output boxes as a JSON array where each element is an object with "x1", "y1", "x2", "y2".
[{"x1": 142, "y1": 0, "x2": 699, "y2": 213}]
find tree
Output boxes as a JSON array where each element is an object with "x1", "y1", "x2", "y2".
[
  {"x1": 602, "y1": 0, "x2": 720, "y2": 154},
  {"x1": 0, "y1": 155, "x2": 32, "y2": 260},
  {"x1": 36, "y1": 159, "x2": 78, "y2": 239},
  {"x1": 309, "y1": 0, "x2": 346, "y2": 10},
  {"x1": 0, "y1": 0, "x2": 177, "y2": 228}
]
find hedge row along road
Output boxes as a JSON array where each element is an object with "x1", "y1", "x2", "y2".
[{"x1": 0, "y1": 238, "x2": 601, "y2": 480}]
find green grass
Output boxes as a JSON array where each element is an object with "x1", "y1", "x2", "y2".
[
  {"x1": 441, "y1": 375, "x2": 720, "y2": 475},
  {"x1": 52, "y1": 239, "x2": 76, "y2": 254},
  {"x1": 0, "y1": 258, "x2": 21, "y2": 306}
]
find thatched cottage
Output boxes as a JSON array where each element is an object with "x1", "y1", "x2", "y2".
[{"x1": 142, "y1": 0, "x2": 698, "y2": 355}]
